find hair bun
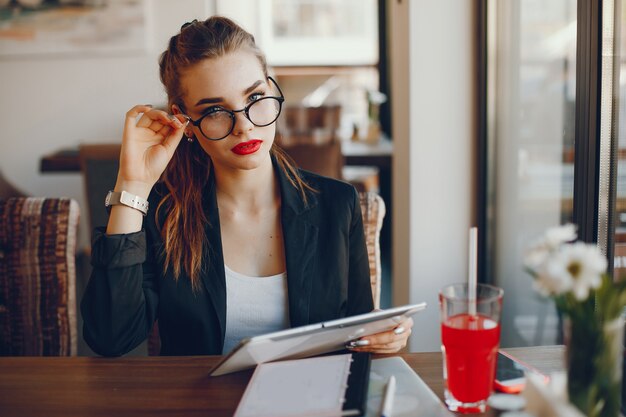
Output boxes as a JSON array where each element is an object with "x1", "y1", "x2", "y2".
[{"x1": 180, "y1": 19, "x2": 198, "y2": 31}]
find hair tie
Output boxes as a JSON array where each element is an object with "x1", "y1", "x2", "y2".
[{"x1": 181, "y1": 19, "x2": 198, "y2": 31}]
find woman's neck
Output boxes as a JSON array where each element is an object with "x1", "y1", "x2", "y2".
[{"x1": 213, "y1": 156, "x2": 278, "y2": 211}]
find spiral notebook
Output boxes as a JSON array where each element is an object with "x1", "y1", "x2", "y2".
[{"x1": 234, "y1": 352, "x2": 371, "y2": 417}]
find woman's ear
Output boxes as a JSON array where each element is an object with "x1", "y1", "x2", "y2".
[{"x1": 171, "y1": 104, "x2": 182, "y2": 115}]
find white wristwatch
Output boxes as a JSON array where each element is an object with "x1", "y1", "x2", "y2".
[{"x1": 105, "y1": 190, "x2": 149, "y2": 216}]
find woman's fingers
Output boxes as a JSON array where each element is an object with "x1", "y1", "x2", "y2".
[
  {"x1": 348, "y1": 334, "x2": 410, "y2": 353},
  {"x1": 125, "y1": 104, "x2": 153, "y2": 130},
  {"x1": 127, "y1": 106, "x2": 183, "y2": 132},
  {"x1": 393, "y1": 316, "x2": 414, "y2": 329},
  {"x1": 123, "y1": 105, "x2": 187, "y2": 156},
  {"x1": 347, "y1": 317, "x2": 414, "y2": 354},
  {"x1": 156, "y1": 124, "x2": 172, "y2": 139},
  {"x1": 362, "y1": 327, "x2": 412, "y2": 347},
  {"x1": 161, "y1": 114, "x2": 188, "y2": 157},
  {"x1": 348, "y1": 340, "x2": 409, "y2": 354},
  {"x1": 137, "y1": 109, "x2": 169, "y2": 128}
]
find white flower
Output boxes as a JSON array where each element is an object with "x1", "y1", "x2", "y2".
[
  {"x1": 533, "y1": 242, "x2": 607, "y2": 300},
  {"x1": 525, "y1": 245, "x2": 550, "y2": 271},
  {"x1": 544, "y1": 224, "x2": 577, "y2": 249},
  {"x1": 524, "y1": 224, "x2": 577, "y2": 271}
]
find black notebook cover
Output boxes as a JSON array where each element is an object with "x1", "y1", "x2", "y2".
[{"x1": 343, "y1": 352, "x2": 372, "y2": 417}]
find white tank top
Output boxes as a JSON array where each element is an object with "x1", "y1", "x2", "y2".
[{"x1": 222, "y1": 265, "x2": 290, "y2": 354}]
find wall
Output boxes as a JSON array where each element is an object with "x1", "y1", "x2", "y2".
[
  {"x1": 390, "y1": 0, "x2": 475, "y2": 352},
  {"x1": 0, "y1": 0, "x2": 213, "y2": 249}
]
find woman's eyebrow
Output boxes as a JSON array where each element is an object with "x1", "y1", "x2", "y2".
[
  {"x1": 194, "y1": 96, "x2": 223, "y2": 107},
  {"x1": 243, "y1": 80, "x2": 263, "y2": 95},
  {"x1": 194, "y1": 80, "x2": 265, "y2": 107}
]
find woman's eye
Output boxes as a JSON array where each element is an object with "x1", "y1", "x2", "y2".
[
  {"x1": 203, "y1": 106, "x2": 224, "y2": 115},
  {"x1": 249, "y1": 91, "x2": 266, "y2": 102}
]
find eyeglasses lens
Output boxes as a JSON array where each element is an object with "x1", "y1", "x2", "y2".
[{"x1": 200, "y1": 97, "x2": 282, "y2": 140}]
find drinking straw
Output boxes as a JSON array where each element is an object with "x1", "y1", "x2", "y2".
[{"x1": 468, "y1": 227, "x2": 478, "y2": 317}]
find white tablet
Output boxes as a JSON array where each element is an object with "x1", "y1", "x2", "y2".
[{"x1": 209, "y1": 302, "x2": 427, "y2": 376}]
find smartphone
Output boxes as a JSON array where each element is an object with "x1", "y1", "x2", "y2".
[{"x1": 494, "y1": 350, "x2": 548, "y2": 393}]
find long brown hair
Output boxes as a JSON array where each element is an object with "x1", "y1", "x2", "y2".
[{"x1": 157, "y1": 16, "x2": 313, "y2": 290}]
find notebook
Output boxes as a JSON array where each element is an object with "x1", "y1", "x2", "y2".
[{"x1": 234, "y1": 352, "x2": 371, "y2": 417}]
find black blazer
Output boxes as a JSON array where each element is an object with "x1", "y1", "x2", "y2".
[{"x1": 81, "y1": 163, "x2": 374, "y2": 356}]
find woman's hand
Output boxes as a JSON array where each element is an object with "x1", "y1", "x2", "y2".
[
  {"x1": 116, "y1": 105, "x2": 188, "y2": 196},
  {"x1": 346, "y1": 316, "x2": 414, "y2": 354}
]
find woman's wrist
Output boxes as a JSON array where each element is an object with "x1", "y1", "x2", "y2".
[
  {"x1": 105, "y1": 178, "x2": 153, "y2": 235},
  {"x1": 106, "y1": 205, "x2": 144, "y2": 235},
  {"x1": 113, "y1": 179, "x2": 153, "y2": 200}
]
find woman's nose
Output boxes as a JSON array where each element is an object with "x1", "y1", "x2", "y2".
[{"x1": 231, "y1": 111, "x2": 254, "y2": 135}]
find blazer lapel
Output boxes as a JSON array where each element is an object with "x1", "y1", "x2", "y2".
[
  {"x1": 277, "y1": 164, "x2": 319, "y2": 327},
  {"x1": 198, "y1": 160, "x2": 320, "y2": 347}
]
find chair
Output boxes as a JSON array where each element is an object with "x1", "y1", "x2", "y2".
[
  {"x1": 77, "y1": 144, "x2": 149, "y2": 356},
  {"x1": 147, "y1": 191, "x2": 386, "y2": 355},
  {"x1": 277, "y1": 104, "x2": 345, "y2": 180},
  {"x1": 280, "y1": 140, "x2": 344, "y2": 180},
  {"x1": 359, "y1": 192, "x2": 385, "y2": 309},
  {"x1": 278, "y1": 104, "x2": 342, "y2": 146},
  {"x1": 78, "y1": 143, "x2": 121, "y2": 231},
  {"x1": 277, "y1": 105, "x2": 379, "y2": 191},
  {"x1": 0, "y1": 197, "x2": 80, "y2": 356}
]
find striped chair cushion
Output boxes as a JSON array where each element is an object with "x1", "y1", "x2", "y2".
[{"x1": 0, "y1": 198, "x2": 79, "y2": 356}]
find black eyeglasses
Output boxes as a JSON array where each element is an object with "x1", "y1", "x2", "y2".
[{"x1": 186, "y1": 76, "x2": 285, "y2": 141}]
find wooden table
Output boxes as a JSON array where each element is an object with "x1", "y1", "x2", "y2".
[{"x1": 0, "y1": 346, "x2": 564, "y2": 417}]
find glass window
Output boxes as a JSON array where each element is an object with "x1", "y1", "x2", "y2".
[
  {"x1": 217, "y1": 0, "x2": 378, "y2": 66},
  {"x1": 489, "y1": 0, "x2": 577, "y2": 346}
]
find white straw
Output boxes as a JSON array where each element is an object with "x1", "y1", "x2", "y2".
[{"x1": 468, "y1": 227, "x2": 478, "y2": 317}]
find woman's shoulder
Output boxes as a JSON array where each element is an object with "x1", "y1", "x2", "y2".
[
  {"x1": 295, "y1": 169, "x2": 359, "y2": 214},
  {"x1": 298, "y1": 169, "x2": 358, "y2": 197}
]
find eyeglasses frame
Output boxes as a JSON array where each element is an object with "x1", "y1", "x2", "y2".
[{"x1": 186, "y1": 76, "x2": 285, "y2": 141}]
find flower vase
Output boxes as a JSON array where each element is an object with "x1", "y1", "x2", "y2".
[{"x1": 565, "y1": 316, "x2": 624, "y2": 417}]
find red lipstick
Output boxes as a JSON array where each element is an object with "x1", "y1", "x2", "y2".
[{"x1": 231, "y1": 140, "x2": 262, "y2": 155}]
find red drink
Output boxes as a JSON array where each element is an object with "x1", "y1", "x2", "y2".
[{"x1": 441, "y1": 313, "x2": 500, "y2": 404}]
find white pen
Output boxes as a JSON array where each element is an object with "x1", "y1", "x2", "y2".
[{"x1": 380, "y1": 375, "x2": 396, "y2": 417}]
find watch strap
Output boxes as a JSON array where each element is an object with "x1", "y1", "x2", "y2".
[{"x1": 105, "y1": 190, "x2": 149, "y2": 216}]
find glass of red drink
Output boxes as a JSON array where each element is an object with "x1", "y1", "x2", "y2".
[{"x1": 440, "y1": 283, "x2": 504, "y2": 413}]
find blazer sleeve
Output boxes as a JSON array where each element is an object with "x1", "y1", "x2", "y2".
[
  {"x1": 80, "y1": 224, "x2": 160, "y2": 357},
  {"x1": 347, "y1": 187, "x2": 375, "y2": 316}
]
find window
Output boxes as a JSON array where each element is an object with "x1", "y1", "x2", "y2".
[
  {"x1": 485, "y1": 0, "x2": 577, "y2": 346},
  {"x1": 484, "y1": 0, "x2": 625, "y2": 347},
  {"x1": 217, "y1": 0, "x2": 378, "y2": 66}
]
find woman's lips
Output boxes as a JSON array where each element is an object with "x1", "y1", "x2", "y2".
[{"x1": 231, "y1": 140, "x2": 263, "y2": 155}]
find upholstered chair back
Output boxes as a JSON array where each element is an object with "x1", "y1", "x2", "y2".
[
  {"x1": 0, "y1": 198, "x2": 80, "y2": 356},
  {"x1": 359, "y1": 192, "x2": 385, "y2": 309}
]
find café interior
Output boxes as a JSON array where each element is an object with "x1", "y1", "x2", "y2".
[{"x1": 1, "y1": 0, "x2": 626, "y2": 416}]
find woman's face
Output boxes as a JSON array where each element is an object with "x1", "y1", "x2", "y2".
[{"x1": 178, "y1": 50, "x2": 278, "y2": 172}]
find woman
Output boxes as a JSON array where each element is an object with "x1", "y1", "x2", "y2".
[{"x1": 81, "y1": 16, "x2": 413, "y2": 356}]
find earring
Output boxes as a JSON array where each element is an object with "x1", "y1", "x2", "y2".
[{"x1": 187, "y1": 136, "x2": 194, "y2": 143}]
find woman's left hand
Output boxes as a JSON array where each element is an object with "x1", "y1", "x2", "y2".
[{"x1": 346, "y1": 316, "x2": 414, "y2": 354}]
